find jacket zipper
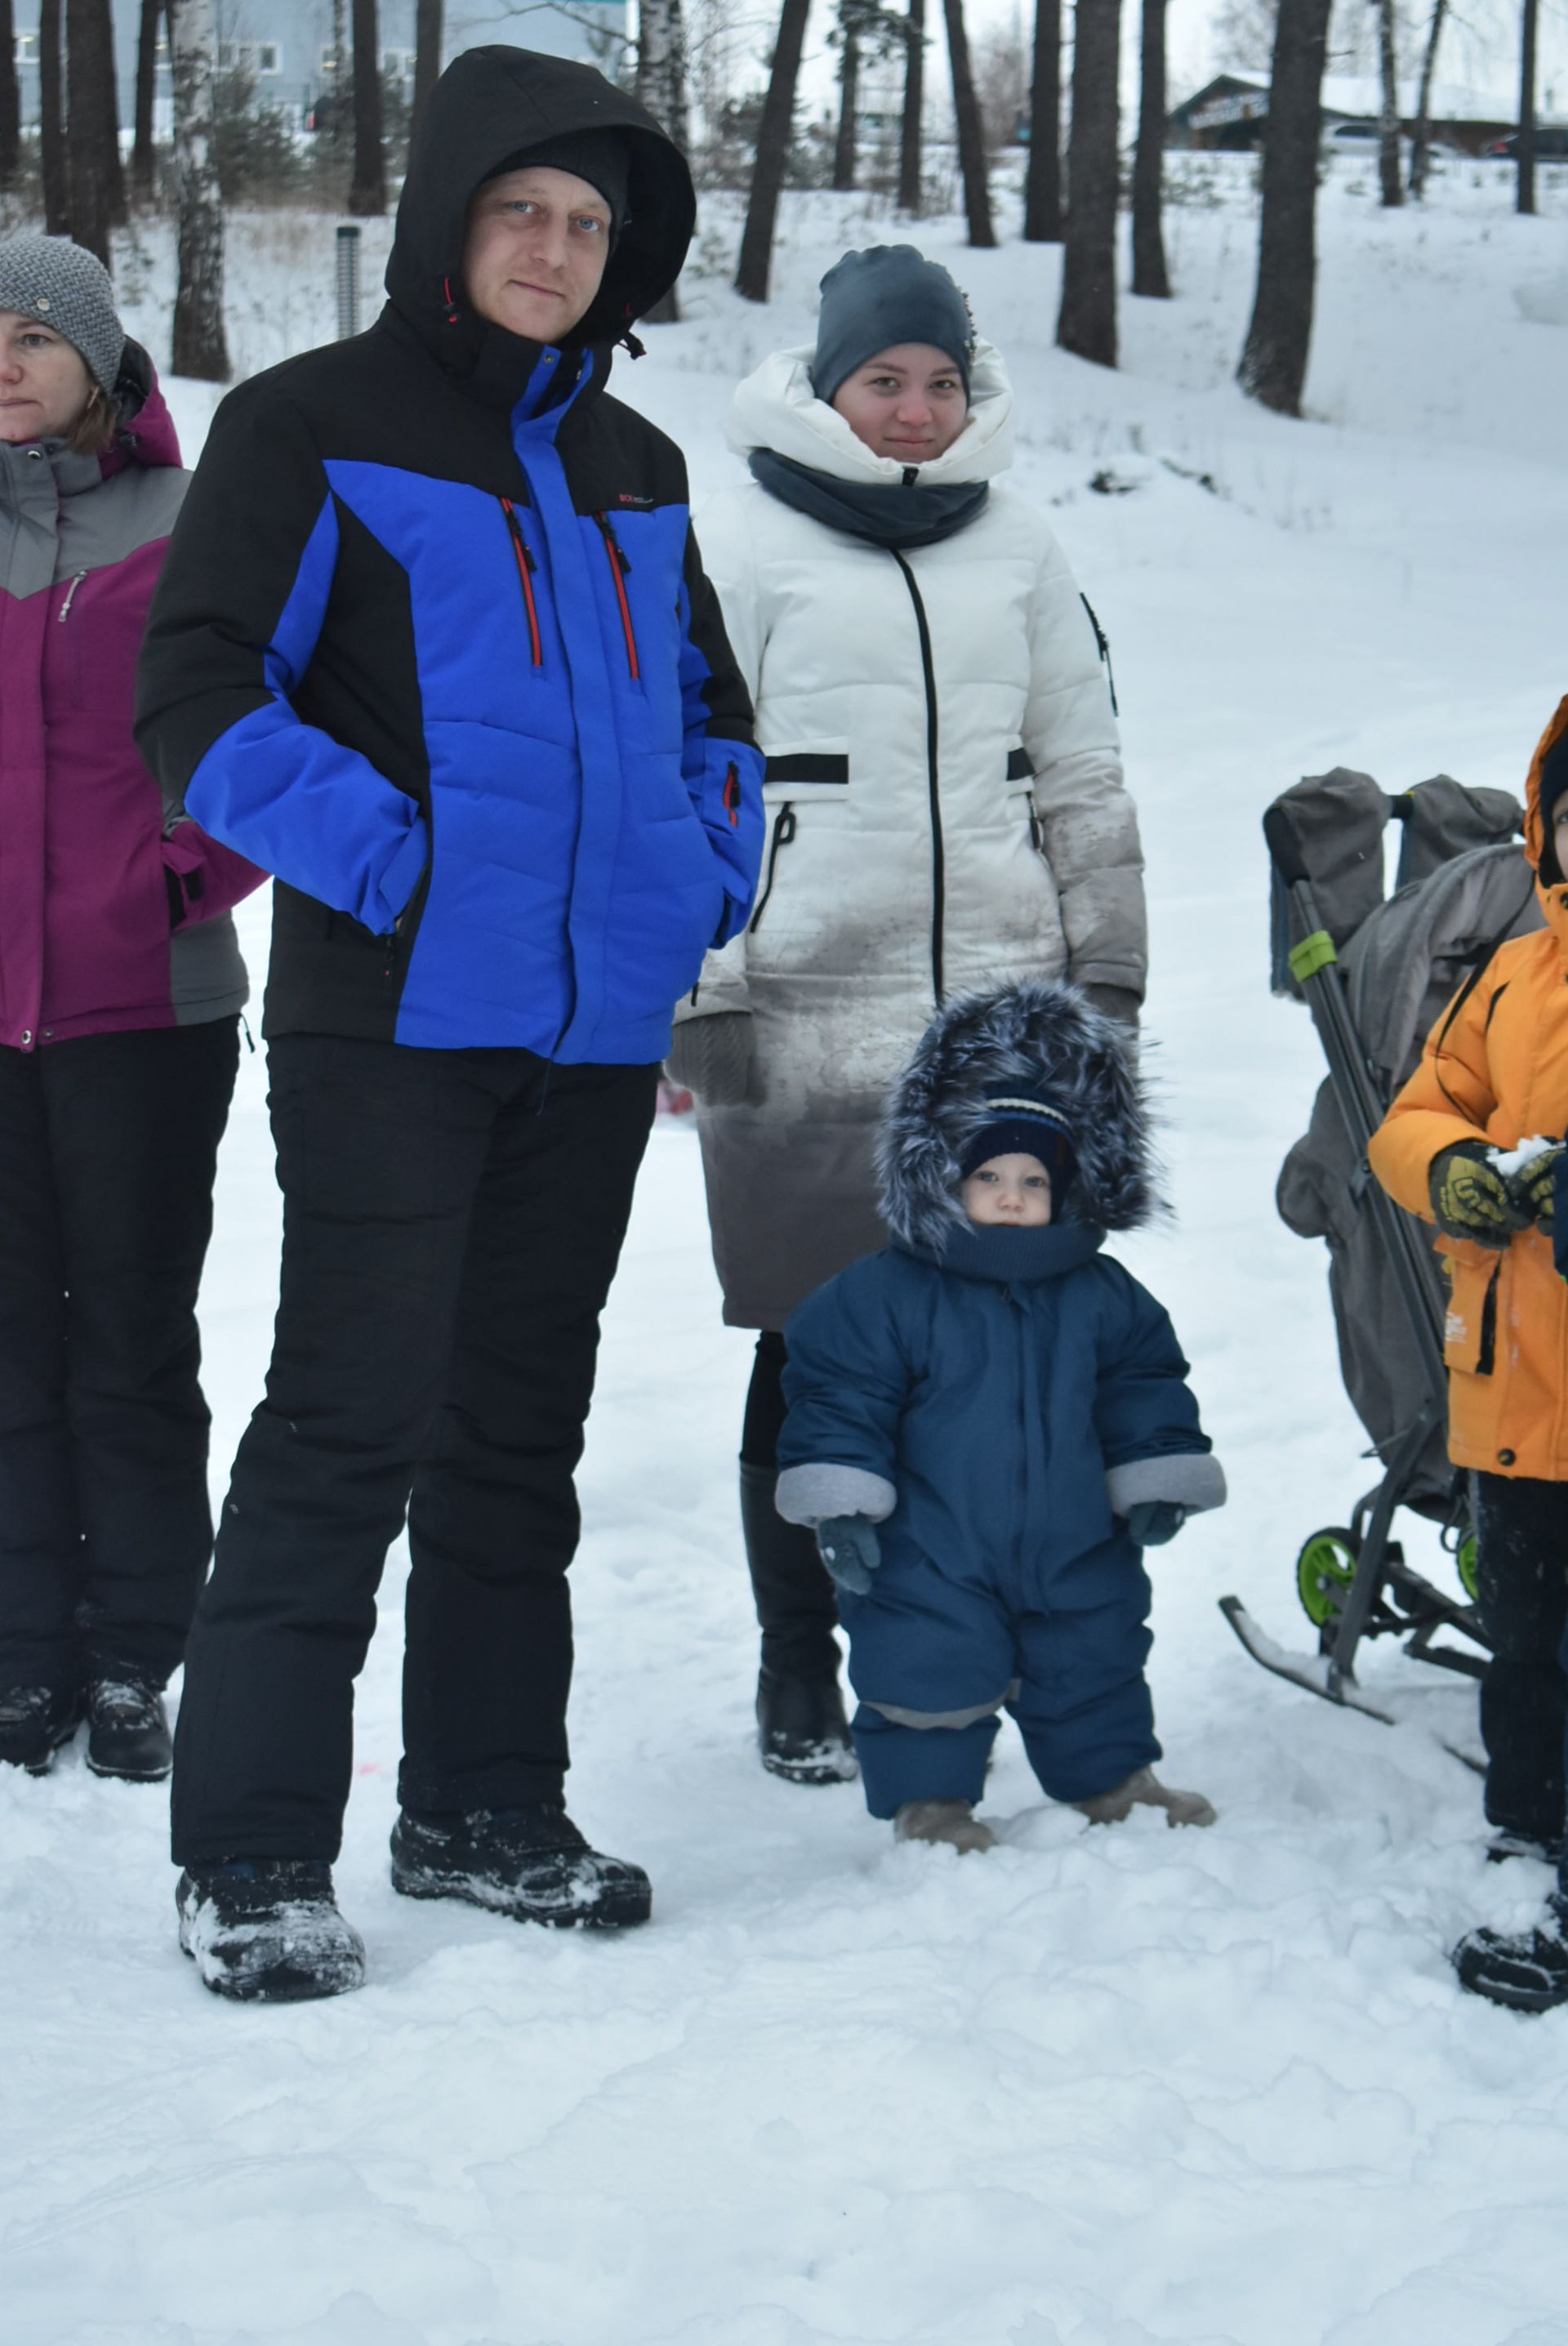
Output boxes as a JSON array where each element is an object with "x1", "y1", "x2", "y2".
[
  {"x1": 594, "y1": 513, "x2": 640, "y2": 680},
  {"x1": 892, "y1": 550, "x2": 945, "y2": 1004},
  {"x1": 499, "y1": 497, "x2": 543, "y2": 667},
  {"x1": 723, "y1": 761, "x2": 742, "y2": 829},
  {"x1": 748, "y1": 803, "x2": 796, "y2": 933},
  {"x1": 1080, "y1": 592, "x2": 1119, "y2": 716},
  {"x1": 57, "y1": 570, "x2": 87, "y2": 621}
]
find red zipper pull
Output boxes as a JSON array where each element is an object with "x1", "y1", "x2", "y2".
[
  {"x1": 500, "y1": 497, "x2": 543, "y2": 667},
  {"x1": 724, "y1": 763, "x2": 741, "y2": 828}
]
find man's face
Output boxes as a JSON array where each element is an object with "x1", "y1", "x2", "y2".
[{"x1": 463, "y1": 166, "x2": 613, "y2": 344}]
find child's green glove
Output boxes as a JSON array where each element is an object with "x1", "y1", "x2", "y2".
[
  {"x1": 1125, "y1": 1500, "x2": 1186, "y2": 1547},
  {"x1": 815, "y1": 1515, "x2": 880, "y2": 1595},
  {"x1": 1429, "y1": 1143, "x2": 1530, "y2": 1249}
]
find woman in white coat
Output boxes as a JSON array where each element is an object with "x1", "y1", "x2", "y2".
[{"x1": 670, "y1": 247, "x2": 1147, "y2": 1782}]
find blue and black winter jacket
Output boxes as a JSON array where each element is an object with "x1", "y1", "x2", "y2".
[{"x1": 136, "y1": 48, "x2": 764, "y2": 1061}]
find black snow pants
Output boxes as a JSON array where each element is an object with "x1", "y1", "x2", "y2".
[
  {"x1": 0, "y1": 1019, "x2": 240, "y2": 1695},
  {"x1": 1471, "y1": 1470, "x2": 1568, "y2": 1877},
  {"x1": 170, "y1": 1036, "x2": 658, "y2": 1868}
]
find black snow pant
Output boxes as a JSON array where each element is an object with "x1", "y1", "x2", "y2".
[
  {"x1": 170, "y1": 1036, "x2": 658, "y2": 1869},
  {"x1": 1470, "y1": 1470, "x2": 1568, "y2": 1879},
  {"x1": 739, "y1": 1330, "x2": 840, "y2": 1675},
  {"x1": 0, "y1": 1019, "x2": 239, "y2": 1695}
]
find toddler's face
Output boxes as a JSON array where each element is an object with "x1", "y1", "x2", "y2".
[{"x1": 961, "y1": 1152, "x2": 1053, "y2": 1228}]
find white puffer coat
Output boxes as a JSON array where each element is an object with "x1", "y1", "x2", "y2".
[{"x1": 683, "y1": 341, "x2": 1146, "y2": 1331}]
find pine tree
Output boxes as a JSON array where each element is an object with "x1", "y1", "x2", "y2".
[
  {"x1": 1130, "y1": 0, "x2": 1169, "y2": 294},
  {"x1": 347, "y1": 0, "x2": 385, "y2": 215},
  {"x1": 735, "y1": 0, "x2": 812, "y2": 303},
  {"x1": 1057, "y1": 0, "x2": 1123, "y2": 367},
  {"x1": 1022, "y1": 0, "x2": 1062, "y2": 242},
  {"x1": 1236, "y1": 0, "x2": 1333, "y2": 414},
  {"x1": 167, "y1": 0, "x2": 230, "y2": 381},
  {"x1": 942, "y1": 0, "x2": 996, "y2": 245}
]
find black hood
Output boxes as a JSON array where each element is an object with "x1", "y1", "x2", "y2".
[{"x1": 385, "y1": 46, "x2": 695, "y2": 368}]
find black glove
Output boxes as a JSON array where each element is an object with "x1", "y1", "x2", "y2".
[
  {"x1": 1429, "y1": 1142, "x2": 1530, "y2": 1250},
  {"x1": 815, "y1": 1515, "x2": 881, "y2": 1595},
  {"x1": 664, "y1": 1013, "x2": 754, "y2": 1107},
  {"x1": 1507, "y1": 1144, "x2": 1565, "y2": 1229},
  {"x1": 1124, "y1": 1500, "x2": 1186, "y2": 1547}
]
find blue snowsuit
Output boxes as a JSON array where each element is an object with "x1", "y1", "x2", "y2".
[{"x1": 777, "y1": 1218, "x2": 1222, "y2": 1817}]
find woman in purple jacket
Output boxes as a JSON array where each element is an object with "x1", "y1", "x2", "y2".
[{"x1": 0, "y1": 238, "x2": 264, "y2": 1782}]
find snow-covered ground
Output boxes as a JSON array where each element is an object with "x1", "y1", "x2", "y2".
[{"x1": 7, "y1": 159, "x2": 1568, "y2": 2344}]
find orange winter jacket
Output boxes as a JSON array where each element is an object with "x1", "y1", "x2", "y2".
[{"x1": 1369, "y1": 698, "x2": 1568, "y2": 1483}]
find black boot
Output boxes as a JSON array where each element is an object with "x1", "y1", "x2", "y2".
[
  {"x1": 390, "y1": 1804, "x2": 652, "y2": 1929},
  {"x1": 740, "y1": 1461, "x2": 857, "y2": 1785},
  {"x1": 87, "y1": 1679, "x2": 172, "y2": 1782},
  {"x1": 176, "y1": 1860, "x2": 367, "y2": 2002},
  {"x1": 1453, "y1": 1893, "x2": 1568, "y2": 2012},
  {"x1": 0, "y1": 1684, "x2": 82, "y2": 1774}
]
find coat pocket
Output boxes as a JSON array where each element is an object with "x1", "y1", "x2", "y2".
[
  {"x1": 1443, "y1": 1250, "x2": 1501, "y2": 1376},
  {"x1": 760, "y1": 741, "x2": 850, "y2": 805}
]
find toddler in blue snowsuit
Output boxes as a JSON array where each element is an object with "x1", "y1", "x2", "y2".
[{"x1": 775, "y1": 981, "x2": 1227, "y2": 1850}]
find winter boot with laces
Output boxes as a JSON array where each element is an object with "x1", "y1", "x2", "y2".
[
  {"x1": 894, "y1": 1799, "x2": 997, "y2": 1853},
  {"x1": 1453, "y1": 1893, "x2": 1568, "y2": 2013},
  {"x1": 1073, "y1": 1765, "x2": 1218, "y2": 1829},
  {"x1": 390, "y1": 1804, "x2": 653, "y2": 1929},
  {"x1": 86, "y1": 1679, "x2": 172, "y2": 1782},
  {"x1": 0, "y1": 1684, "x2": 83, "y2": 1773},
  {"x1": 176, "y1": 1860, "x2": 368, "y2": 2002}
]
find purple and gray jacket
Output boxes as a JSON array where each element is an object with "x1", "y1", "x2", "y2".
[{"x1": 0, "y1": 346, "x2": 264, "y2": 1053}]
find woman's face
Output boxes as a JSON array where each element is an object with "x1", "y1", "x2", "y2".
[
  {"x1": 0, "y1": 310, "x2": 93, "y2": 443},
  {"x1": 830, "y1": 342, "x2": 969, "y2": 465}
]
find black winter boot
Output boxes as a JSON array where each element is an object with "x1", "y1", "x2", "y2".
[
  {"x1": 176, "y1": 1861, "x2": 367, "y2": 2002},
  {"x1": 1453, "y1": 1893, "x2": 1568, "y2": 2013},
  {"x1": 86, "y1": 1679, "x2": 172, "y2": 1782},
  {"x1": 390, "y1": 1804, "x2": 652, "y2": 1929},
  {"x1": 739, "y1": 1461, "x2": 857, "y2": 1785},
  {"x1": 0, "y1": 1684, "x2": 82, "y2": 1773}
]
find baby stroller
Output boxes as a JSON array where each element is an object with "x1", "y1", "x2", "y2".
[{"x1": 1221, "y1": 768, "x2": 1539, "y2": 1728}]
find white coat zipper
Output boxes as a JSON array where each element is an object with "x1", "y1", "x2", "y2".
[
  {"x1": 891, "y1": 550, "x2": 946, "y2": 1005},
  {"x1": 57, "y1": 570, "x2": 87, "y2": 620}
]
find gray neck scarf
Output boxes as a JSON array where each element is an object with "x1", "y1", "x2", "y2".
[{"x1": 748, "y1": 448, "x2": 988, "y2": 551}]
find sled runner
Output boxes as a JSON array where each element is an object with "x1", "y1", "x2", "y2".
[{"x1": 1221, "y1": 769, "x2": 1540, "y2": 1725}]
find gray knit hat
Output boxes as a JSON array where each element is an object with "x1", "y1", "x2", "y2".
[{"x1": 0, "y1": 234, "x2": 124, "y2": 395}]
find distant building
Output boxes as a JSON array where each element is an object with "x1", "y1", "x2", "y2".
[
  {"x1": 8, "y1": 0, "x2": 631, "y2": 136},
  {"x1": 1165, "y1": 73, "x2": 1519, "y2": 157}
]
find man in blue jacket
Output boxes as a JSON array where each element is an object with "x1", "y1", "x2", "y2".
[{"x1": 136, "y1": 48, "x2": 764, "y2": 2000}]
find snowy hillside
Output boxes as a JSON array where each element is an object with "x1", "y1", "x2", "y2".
[{"x1": 7, "y1": 158, "x2": 1568, "y2": 2344}]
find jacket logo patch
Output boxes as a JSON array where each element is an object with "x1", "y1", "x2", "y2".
[{"x1": 617, "y1": 493, "x2": 656, "y2": 510}]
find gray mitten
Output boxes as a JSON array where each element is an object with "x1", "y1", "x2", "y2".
[
  {"x1": 1080, "y1": 983, "x2": 1142, "y2": 1029},
  {"x1": 665, "y1": 1012, "x2": 754, "y2": 1106},
  {"x1": 815, "y1": 1515, "x2": 881, "y2": 1596}
]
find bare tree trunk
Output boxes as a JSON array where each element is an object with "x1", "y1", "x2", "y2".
[
  {"x1": 1236, "y1": 0, "x2": 1332, "y2": 414},
  {"x1": 638, "y1": 0, "x2": 689, "y2": 320},
  {"x1": 898, "y1": 0, "x2": 924, "y2": 212},
  {"x1": 1374, "y1": 0, "x2": 1401, "y2": 204},
  {"x1": 734, "y1": 0, "x2": 812, "y2": 302},
  {"x1": 168, "y1": 0, "x2": 229, "y2": 381},
  {"x1": 65, "y1": 0, "x2": 116, "y2": 262},
  {"x1": 412, "y1": 0, "x2": 442, "y2": 142},
  {"x1": 942, "y1": 0, "x2": 996, "y2": 244},
  {"x1": 1057, "y1": 0, "x2": 1122, "y2": 365},
  {"x1": 1517, "y1": 0, "x2": 1537, "y2": 216},
  {"x1": 39, "y1": 0, "x2": 69, "y2": 232},
  {"x1": 93, "y1": 0, "x2": 127, "y2": 225},
  {"x1": 1408, "y1": 0, "x2": 1447, "y2": 194},
  {"x1": 1022, "y1": 0, "x2": 1062, "y2": 240},
  {"x1": 1131, "y1": 0, "x2": 1169, "y2": 292},
  {"x1": 833, "y1": 24, "x2": 860, "y2": 189},
  {"x1": 348, "y1": 0, "x2": 385, "y2": 215},
  {"x1": 131, "y1": 0, "x2": 160, "y2": 198},
  {"x1": 0, "y1": 0, "x2": 20, "y2": 188}
]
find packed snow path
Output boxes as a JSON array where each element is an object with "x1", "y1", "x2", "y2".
[{"x1": 6, "y1": 165, "x2": 1568, "y2": 2344}]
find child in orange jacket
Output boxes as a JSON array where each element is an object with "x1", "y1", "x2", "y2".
[{"x1": 1369, "y1": 698, "x2": 1568, "y2": 2013}]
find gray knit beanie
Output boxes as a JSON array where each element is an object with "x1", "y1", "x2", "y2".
[
  {"x1": 811, "y1": 246, "x2": 976, "y2": 408},
  {"x1": 0, "y1": 234, "x2": 124, "y2": 395}
]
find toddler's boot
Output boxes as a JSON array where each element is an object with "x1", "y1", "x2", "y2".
[
  {"x1": 390, "y1": 1803, "x2": 652, "y2": 1929},
  {"x1": 1453, "y1": 1893, "x2": 1568, "y2": 2013},
  {"x1": 176, "y1": 1860, "x2": 367, "y2": 2002},
  {"x1": 1074, "y1": 1765, "x2": 1217, "y2": 1828},
  {"x1": 894, "y1": 1799, "x2": 996, "y2": 1853}
]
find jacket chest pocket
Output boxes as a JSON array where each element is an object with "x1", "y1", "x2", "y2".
[{"x1": 1443, "y1": 1251, "x2": 1500, "y2": 1376}]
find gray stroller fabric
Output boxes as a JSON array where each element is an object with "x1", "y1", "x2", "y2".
[{"x1": 1276, "y1": 832, "x2": 1539, "y2": 1515}]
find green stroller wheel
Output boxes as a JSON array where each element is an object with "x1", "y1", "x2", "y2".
[
  {"x1": 1457, "y1": 1531, "x2": 1481, "y2": 1604},
  {"x1": 1296, "y1": 1528, "x2": 1360, "y2": 1629}
]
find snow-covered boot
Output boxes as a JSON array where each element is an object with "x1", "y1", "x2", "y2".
[
  {"x1": 1453, "y1": 1893, "x2": 1568, "y2": 2013},
  {"x1": 741, "y1": 1461, "x2": 857, "y2": 1784},
  {"x1": 894, "y1": 1799, "x2": 996, "y2": 1853},
  {"x1": 1074, "y1": 1765, "x2": 1218, "y2": 1828},
  {"x1": 86, "y1": 1679, "x2": 172, "y2": 1782},
  {"x1": 0, "y1": 1684, "x2": 82, "y2": 1773},
  {"x1": 1487, "y1": 1829, "x2": 1565, "y2": 1867},
  {"x1": 176, "y1": 1861, "x2": 367, "y2": 2002},
  {"x1": 389, "y1": 1804, "x2": 652, "y2": 1929}
]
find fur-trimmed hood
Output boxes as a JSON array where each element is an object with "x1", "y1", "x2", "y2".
[{"x1": 876, "y1": 981, "x2": 1156, "y2": 1251}]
